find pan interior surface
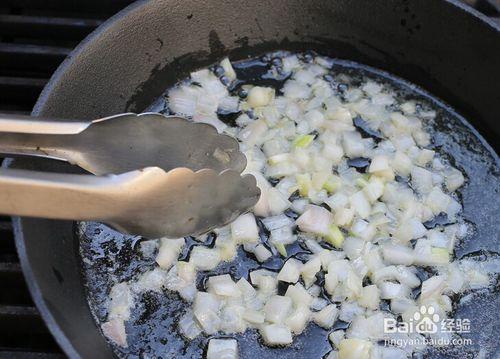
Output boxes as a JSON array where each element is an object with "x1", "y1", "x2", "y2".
[{"x1": 80, "y1": 52, "x2": 499, "y2": 359}]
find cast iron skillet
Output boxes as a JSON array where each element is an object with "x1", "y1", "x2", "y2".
[{"x1": 9, "y1": 0, "x2": 499, "y2": 357}]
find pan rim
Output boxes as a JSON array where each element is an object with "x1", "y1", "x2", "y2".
[{"x1": 14, "y1": 0, "x2": 500, "y2": 357}]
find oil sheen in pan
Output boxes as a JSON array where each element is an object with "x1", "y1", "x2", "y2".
[{"x1": 79, "y1": 52, "x2": 499, "y2": 359}]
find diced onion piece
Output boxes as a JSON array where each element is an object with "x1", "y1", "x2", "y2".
[
  {"x1": 349, "y1": 191, "x2": 371, "y2": 219},
  {"x1": 238, "y1": 119, "x2": 268, "y2": 147},
  {"x1": 379, "y1": 282, "x2": 410, "y2": 300},
  {"x1": 329, "y1": 330, "x2": 345, "y2": 348},
  {"x1": 301, "y1": 256, "x2": 322, "y2": 287},
  {"x1": 267, "y1": 188, "x2": 292, "y2": 215},
  {"x1": 101, "y1": 319, "x2": 127, "y2": 348},
  {"x1": 338, "y1": 302, "x2": 364, "y2": 322},
  {"x1": 178, "y1": 311, "x2": 202, "y2": 340},
  {"x1": 358, "y1": 285, "x2": 380, "y2": 310},
  {"x1": 218, "y1": 96, "x2": 240, "y2": 113},
  {"x1": 220, "y1": 57, "x2": 237, "y2": 81},
  {"x1": 285, "y1": 304, "x2": 311, "y2": 334},
  {"x1": 231, "y1": 213, "x2": 259, "y2": 243},
  {"x1": 168, "y1": 86, "x2": 197, "y2": 116},
  {"x1": 261, "y1": 214, "x2": 293, "y2": 231},
  {"x1": 193, "y1": 292, "x2": 221, "y2": 334},
  {"x1": 345, "y1": 270, "x2": 362, "y2": 299},
  {"x1": 177, "y1": 261, "x2": 196, "y2": 282},
  {"x1": 420, "y1": 275, "x2": 446, "y2": 301},
  {"x1": 350, "y1": 219, "x2": 375, "y2": 242},
  {"x1": 411, "y1": 166, "x2": 433, "y2": 194},
  {"x1": 313, "y1": 304, "x2": 339, "y2": 329},
  {"x1": 189, "y1": 246, "x2": 221, "y2": 271},
  {"x1": 333, "y1": 207, "x2": 354, "y2": 227},
  {"x1": 325, "y1": 224, "x2": 345, "y2": 248},
  {"x1": 342, "y1": 131, "x2": 365, "y2": 158},
  {"x1": 363, "y1": 176, "x2": 385, "y2": 203},
  {"x1": 254, "y1": 244, "x2": 272, "y2": 262},
  {"x1": 296, "y1": 173, "x2": 312, "y2": 196},
  {"x1": 108, "y1": 282, "x2": 133, "y2": 321},
  {"x1": 207, "y1": 338, "x2": 238, "y2": 359},
  {"x1": 296, "y1": 205, "x2": 333, "y2": 236},
  {"x1": 445, "y1": 167, "x2": 465, "y2": 192},
  {"x1": 243, "y1": 309, "x2": 265, "y2": 324},
  {"x1": 236, "y1": 277, "x2": 257, "y2": 298},
  {"x1": 135, "y1": 267, "x2": 171, "y2": 293},
  {"x1": 338, "y1": 338, "x2": 372, "y2": 359},
  {"x1": 285, "y1": 283, "x2": 314, "y2": 307},
  {"x1": 264, "y1": 295, "x2": 293, "y2": 323},
  {"x1": 381, "y1": 244, "x2": 414, "y2": 265},
  {"x1": 293, "y1": 134, "x2": 315, "y2": 148},
  {"x1": 260, "y1": 324, "x2": 293, "y2": 346},
  {"x1": 220, "y1": 305, "x2": 247, "y2": 333},
  {"x1": 247, "y1": 86, "x2": 275, "y2": 107},
  {"x1": 207, "y1": 274, "x2": 241, "y2": 297},
  {"x1": 392, "y1": 151, "x2": 412, "y2": 176},
  {"x1": 425, "y1": 187, "x2": 451, "y2": 215},
  {"x1": 156, "y1": 238, "x2": 185, "y2": 269},
  {"x1": 270, "y1": 226, "x2": 296, "y2": 245},
  {"x1": 277, "y1": 258, "x2": 302, "y2": 283},
  {"x1": 368, "y1": 155, "x2": 390, "y2": 173},
  {"x1": 274, "y1": 242, "x2": 288, "y2": 257},
  {"x1": 324, "y1": 270, "x2": 339, "y2": 295}
]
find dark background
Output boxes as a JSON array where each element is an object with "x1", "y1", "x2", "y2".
[{"x1": 0, "y1": 0, "x2": 498, "y2": 357}]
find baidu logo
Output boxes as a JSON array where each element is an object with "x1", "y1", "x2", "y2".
[{"x1": 384, "y1": 305, "x2": 440, "y2": 334}]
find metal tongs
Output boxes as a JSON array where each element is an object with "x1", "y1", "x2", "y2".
[{"x1": 0, "y1": 113, "x2": 260, "y2": 238}]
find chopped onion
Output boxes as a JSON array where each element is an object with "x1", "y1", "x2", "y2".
[
  {"x1": 358, "y1": 285, "x2": 380, "y2": 310},
  {"x1": 301, "y1": 256, "x2": 322, "y2": 287},
  {"x1": 156, "y1": 237, "x2": 185, "y2": 269},
  {"x1": 338, "y1": 338, "x2": 372, "y2": 359},
  {"x1": 285, "y1": 304, "x2": 311, "y2": 334},
  {"x1": 264, "y1": 295, "x2": 293, "y2": 323},
  {"x1": 296, "y1": 205, "x2": 333, "y2": 236},
  {"x1": 189, "y1": 246, "x2": 221, "y2": 271},
  {"x1": 207, "y1": 274, "x2": 241, "y2": 297},
  {"x1": 207, "y1": 338, "x2": 238, "y2": 359},
  {"x1": 247, "y1": 86, "x2": 275, "y2": 107},
  {"x1": 285, "y1": 283, "x2": 314, "y2": 307},
  {"x1": 178, "y1": 311, "x2": 202, "y2": 340},
  {"x1": 261, "y1": 214, "x2": 293, "y2": 231},
  {"x1": 349, "y1": 191, "x2": 371, "y2": 219},
  {"x1": 313, "y1": 303, "x2": 339, "y2": 329},
  {"x1": 260, "y1": 324, "x2": 293, "y2": 346},
  {"x1": 101, "y1": 319, "x2": 127, "y2": 348},
  {"x1": 112, "y1": 53, "x2": 476, "y2": 354},
  {"x1": 220, "y1": 57, "x2": 237, "y2": 81},
  {"x1": 253, "y1": 244, "x2": 272, "y2": 262},
  {"x1": 445, "y1": 167, "x2": 465, "y2": 192},
  {"x1": 108, "y1": 282, "x2": 134, "y2": 321},
  {"x1": 381, "y1": 244, "x2": 414, "y2": 265},
  {"x1": 231, "y1": 213, "x2": 259, "y2": 244},
  {"x1": 277, "y1": 258, "x2": 302, "y2": 283},
  {"x1": 133, "y1": 268, "x2": 169, "y2": 293},
  {"x1": 379, "y1": 282, "x2": 410, "y2": 300}
]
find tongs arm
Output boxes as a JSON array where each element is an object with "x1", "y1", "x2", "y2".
[
  {"x1": 0, "y1": 168, "x2": 125, "y2": 222},
  {"x1": 0, "y1": 167, "x2": 261, "y2": 239},
  {"x1": 0, "y1": 113, "x2": 89, "y2": 160},
  {"x1": 0, "y1": 113, "x2": 90, "y2": 134}
]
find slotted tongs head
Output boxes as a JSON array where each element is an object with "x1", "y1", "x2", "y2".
[{"x1": 0, "y1": 113, "x2": 260, "y2": 238}]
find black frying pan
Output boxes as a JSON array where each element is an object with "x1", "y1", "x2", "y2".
[{"x1": 10, "y1": 0, "x2": 500, "y2": 358}]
